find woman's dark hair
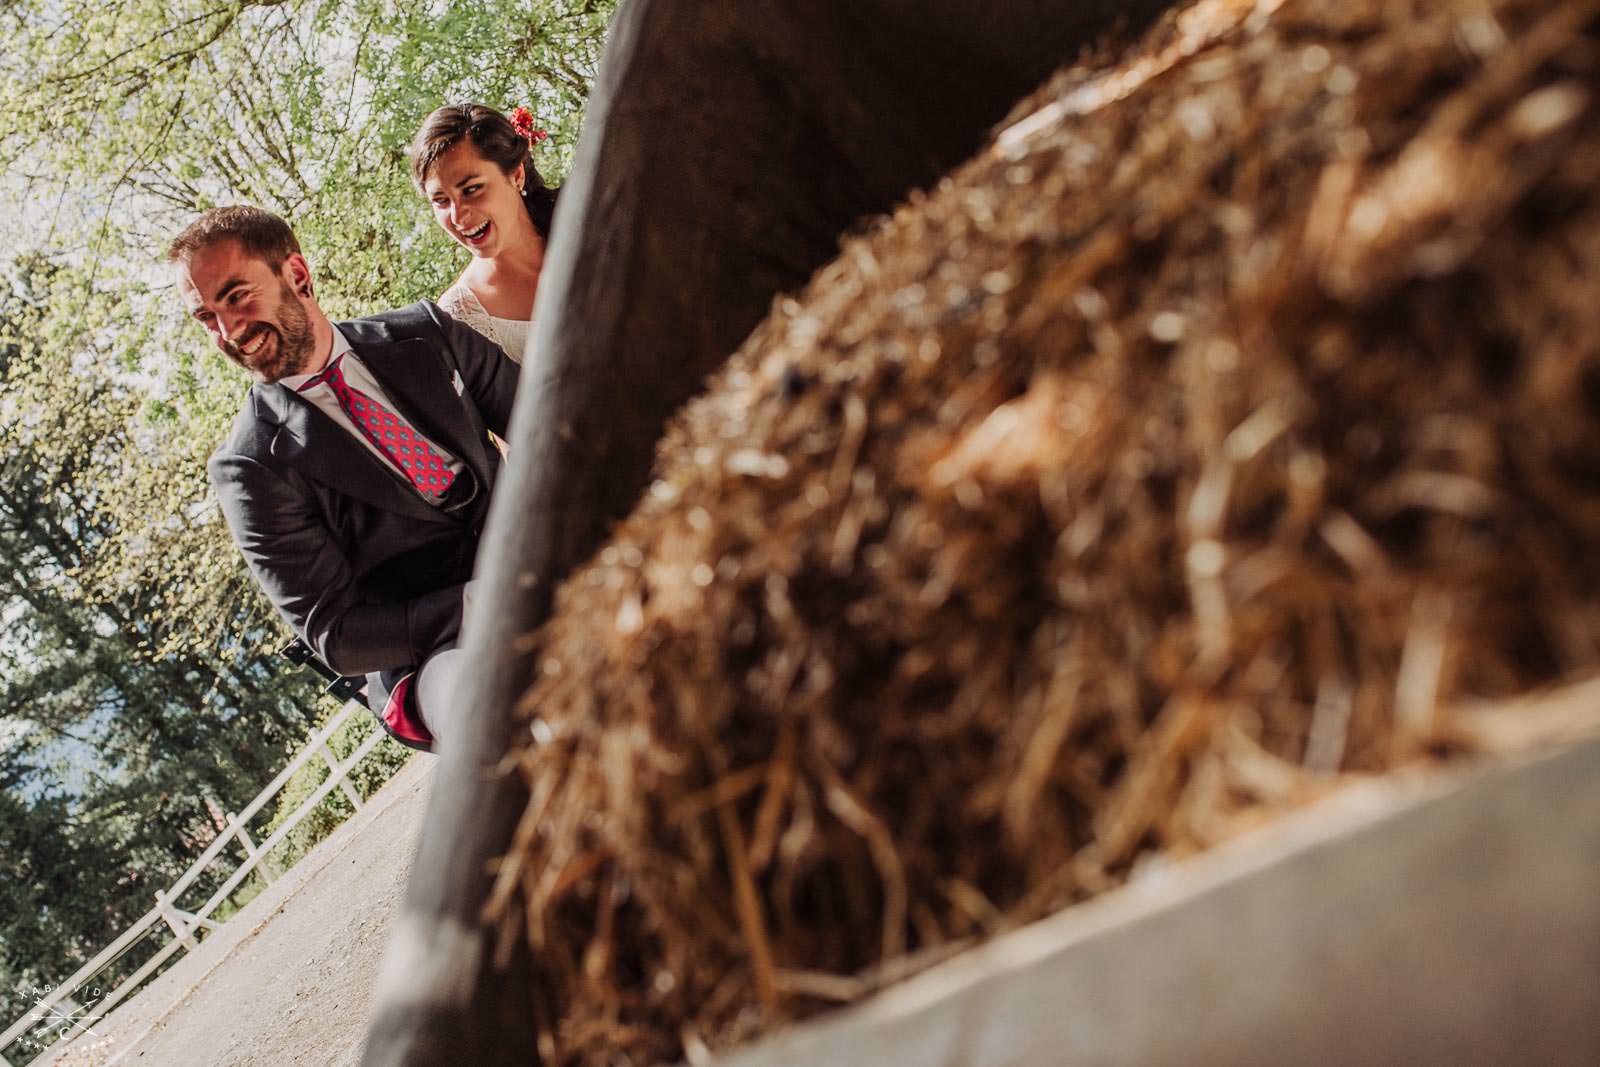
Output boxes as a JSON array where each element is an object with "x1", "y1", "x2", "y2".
[{"x1": 409, "y1": 103, "x2": 558, "y2": 239}]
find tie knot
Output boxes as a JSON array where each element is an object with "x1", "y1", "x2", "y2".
[{"x1": 298, "y1": 354, "x2": 345, "y2": 393}]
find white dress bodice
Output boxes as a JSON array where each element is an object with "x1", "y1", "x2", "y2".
[{"x1": 438, "y1": 282, "x2": 532, "y2": 363}]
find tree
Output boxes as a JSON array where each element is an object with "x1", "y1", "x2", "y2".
[
  {"x1": 0, "y1": 254, "x2": 325, "y2": 1033},
  {"x1": 0, "y1": 0, "x2": 617, "y2": 1030},
  {"x1": 0, "y1": 0, "x2": 611, "y2": 659}
]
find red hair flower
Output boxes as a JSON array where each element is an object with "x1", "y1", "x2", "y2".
[{"x1": 510, "y1": 106, "x2": 548, "y2": 145}]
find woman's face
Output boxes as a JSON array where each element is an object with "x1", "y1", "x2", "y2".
[{"x1": 423, "y1": 140, "x2": 529, "y2": 259}]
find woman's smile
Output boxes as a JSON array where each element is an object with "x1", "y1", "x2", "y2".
[{"x1": 425, "y1": 140, "x2": 531, "y2": 259}]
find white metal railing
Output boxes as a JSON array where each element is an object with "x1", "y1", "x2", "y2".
[{"x1": 1, "y1": 700, "x2": 396, "y2": 1063}]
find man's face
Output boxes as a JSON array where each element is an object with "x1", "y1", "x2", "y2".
[{"x1": 175, "y1": 239, "x2": 319, "y2": 383}]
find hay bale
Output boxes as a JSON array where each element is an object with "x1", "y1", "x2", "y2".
[{"x1": 489, "y1": 0, "x2": 1600, "y2": 1060}]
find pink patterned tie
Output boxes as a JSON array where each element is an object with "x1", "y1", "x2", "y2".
[{"x1": 299, "y1": 356, "x2": 457, "y2": 496}]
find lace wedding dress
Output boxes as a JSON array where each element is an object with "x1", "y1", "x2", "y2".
[{"x1": 439, "y1": 282, "x2": 532, "y2": 363}]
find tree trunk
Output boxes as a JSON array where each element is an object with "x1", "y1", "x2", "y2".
[{"x1": 362, "y1": 3, "x2": 1176, "y2": 1063}]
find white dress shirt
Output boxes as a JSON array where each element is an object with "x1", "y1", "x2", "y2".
[{"x1": 280, "y1": 324, "x2": 465, "y2": 495}]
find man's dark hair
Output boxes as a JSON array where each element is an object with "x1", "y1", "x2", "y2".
[{"x1": 166, "y1": 206, "x2": 302, "y2": 267}]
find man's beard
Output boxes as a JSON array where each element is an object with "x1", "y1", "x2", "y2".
[{"x1": 226, "y1": 280, "x2": 317, "y2": 382}]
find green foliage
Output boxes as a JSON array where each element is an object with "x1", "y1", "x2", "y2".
[
  {"x1": 0, "y1": 0, "x2": 616, "y2": 1036},
  {"x1": 0, "y1": 0, "x2": 611, "y2": 657}
]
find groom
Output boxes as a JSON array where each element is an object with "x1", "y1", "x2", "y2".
[{"x1": 168, "y1": 206, "x2": 520, "y2": 752}]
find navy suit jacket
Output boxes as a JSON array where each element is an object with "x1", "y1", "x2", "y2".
[{"x1": 208, "y1": 301, "x2": 519, "y2": 746}]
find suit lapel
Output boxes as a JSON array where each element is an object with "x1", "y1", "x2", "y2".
[{"x1": 256, "y1": 383, "x2": 440, "y2": 522}]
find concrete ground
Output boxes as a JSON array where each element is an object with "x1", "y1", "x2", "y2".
[
  {"x1": 40, "y1": 756, "x2": 435, "y2": 1067},
  {"x1": 33, "y1": 692, "x2": 1600, "y2": 1067}
]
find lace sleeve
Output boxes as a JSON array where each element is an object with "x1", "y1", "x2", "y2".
[{"x1": 438, "y1": 283, "x2": 502, "y2": 349}]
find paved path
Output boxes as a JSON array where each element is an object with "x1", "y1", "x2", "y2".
[{"x1": 44, "y1": 756, "x2": 435, "y2": 1067}]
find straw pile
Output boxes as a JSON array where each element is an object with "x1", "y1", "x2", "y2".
[{"x1": 489, "y1": 0, "x2": 1600, "y2": 1061}]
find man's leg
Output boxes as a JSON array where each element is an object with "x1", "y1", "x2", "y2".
[{"x1": 414, "y1": 647, "x2": 467, "y2": 748}]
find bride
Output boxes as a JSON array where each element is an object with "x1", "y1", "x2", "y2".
[{"x1": 409, "y1": 102, "x2": 557, "y2": 362}]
